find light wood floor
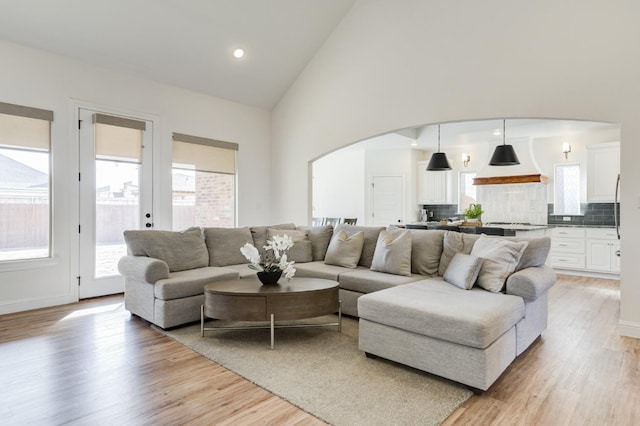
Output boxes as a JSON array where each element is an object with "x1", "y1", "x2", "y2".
[{"x1": 1, "y1": 275, "x2": 638, "y2": 425}]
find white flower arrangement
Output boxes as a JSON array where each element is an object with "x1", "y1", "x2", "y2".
[{"x1": 240, "y1": 234, "x2": 296, "y2": 280}]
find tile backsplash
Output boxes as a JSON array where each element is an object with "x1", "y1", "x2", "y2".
[
  {"x1": 476, "y1": 183, "x2": 548, "y2": 224},
  {"x1": 548, "y1": 203, "x2": 619, "y2": 227},
  {"x1": 420, "y1": 201, "x2": 620, "y2": 226}
]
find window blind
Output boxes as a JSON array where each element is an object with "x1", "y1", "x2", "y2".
[
  {"x1": 172, "y1": 133, "x2": 237, "y2": 174},
  {"x1": 0, "y1": 102, "x2": 53, "y2": 151}
]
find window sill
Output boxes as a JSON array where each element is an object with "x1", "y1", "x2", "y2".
[{"x1": 0, "y1": 256, "x2": 59, "y2": 272}]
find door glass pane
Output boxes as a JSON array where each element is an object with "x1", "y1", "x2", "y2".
[{"x1": 95, "y1": 123, "x2": 142, "y2": 278}]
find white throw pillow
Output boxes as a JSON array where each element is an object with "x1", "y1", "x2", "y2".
[
  {"x1": 470, "y1": 235, "x2": 529, "y2": 293},
  {"x1": 443, "y1": 252, "x2": 483, "y2": 290},
  {"x1": 370, "y1": 230, "x2": 412, "y2": 277},
  {"x1": 324, "y1": 230, "x2": 365, "y2": 268}
]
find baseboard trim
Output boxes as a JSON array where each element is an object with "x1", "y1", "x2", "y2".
[
  {"x1": 618, "y1": 320, "x2": 640, "y2": 339},
  {"x1": 0, "y1": 294, "x2": 77, "y2": 316}
]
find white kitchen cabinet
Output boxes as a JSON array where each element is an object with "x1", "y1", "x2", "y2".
[
  {"x1": 548, "y1": 227, "x2": 585, "y2": 270},
  {"x1": 586, "y1": 228, "x2": 620, "y2": 273},
  {"x1": 587, "y1": 142, "x2": 620, "y2": 202},
  {"x1": 418, "y1": 161, "x2": 452, "y2": 204}
]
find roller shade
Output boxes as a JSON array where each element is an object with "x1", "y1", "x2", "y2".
[
  {"x1": 93, "y1": 114, "x2": 144, "y2": 161},
  {"x1": 0, "y1": 102, "x2": 52, "y2": 151},
  {"x1": 172, "y1": 133, "x2": 237, "y2": 174}
]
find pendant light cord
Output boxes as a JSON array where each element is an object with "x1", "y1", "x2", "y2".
[{"x1": 437, "y1": 124, "x2": 441, "y2": 152}]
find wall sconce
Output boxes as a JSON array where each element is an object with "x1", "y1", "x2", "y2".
[
  {"x1": 461, "y1": 153, "x2": 471, "y2": 168},
  {"x1": 562, "y1": 141, "x2": 572, "y2": 159}
]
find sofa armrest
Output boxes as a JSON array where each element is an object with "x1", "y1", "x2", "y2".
[
  {"x1": 506, "y1": 265, "x2": 556, "y2": 301},
  {"x1": 118, "y1": 255, "x2": 170, "y2": 284}
]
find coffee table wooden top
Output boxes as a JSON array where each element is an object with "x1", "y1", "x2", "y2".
[
  {"x1": 203, "y1": 276, "x2": 339, "y2": 322},
  {"x1": 204, "y1": 275, "x2": 338, "y2": 295}
]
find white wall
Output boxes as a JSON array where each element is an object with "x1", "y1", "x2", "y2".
[
  {"x1": 312, "y1": 146, "x2": 365, "y2": 224},
  {"x1": 271, "y1": 0, "x2": 640, "y2": 337},
  {"x1": 0, "y1": 41, "x2": 271, "y2": 314}
]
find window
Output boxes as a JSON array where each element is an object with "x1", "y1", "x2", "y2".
[
  {"x1": 554, "y1": 164, "x2": 581, "y2": 215},
  {"x1": 459, "y1": 171, "x2": 477, "y2": 212},
  {"x1": 172, "y1": 133, "x2": 237, "y2": 229},
  {"x1": 0, "y1": 102, "x2": 53, "y2": 261}
]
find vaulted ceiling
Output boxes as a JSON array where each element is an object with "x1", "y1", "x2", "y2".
[{"x1": 0, "y1": 0, "x2": 355, "y2": 109}]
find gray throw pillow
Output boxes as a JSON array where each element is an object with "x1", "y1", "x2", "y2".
[
  {"x1": 324, "y1": 229, "x2": 365, "y2": 268},
  {"x1": 443, "y1": 253, "x2": 483, "y2": 290},
  {"x1": 470, "y1": 235, "x2": 529, "y2": 293},
  {"x1": 512, "y1": 236, "x2": 551, "y2": 270},
  {"x1": 204, "y1": 227, "x2": 254, "y2": 267},
  {"x1": 250, "y1": 223, "x2": 296, "y2": 256},
  {"x1": 334, "y1": 224, "x2": 384, "y2": 268},
  {"x1": 438, "y1": 231, "x2": 480, "y2": 276},
  {"x1": 297, "y1": 225, "x2": 334, "y2": 261},
  {"x1": 388, "y1": 226, "x2": 444, "y2": 276},
  {"x1": 123, "y1": 227, "x2": 208, "y2": 272},
  {"x1": 370, "y1": 230, "x2": 412, "y2": 277},
  {"x1": 267, "y1": 228, "x2": 313, "y2": 263}
]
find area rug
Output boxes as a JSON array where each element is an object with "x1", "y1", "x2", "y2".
[{"x1": 160, "y1": 315, "x2": 472, "y2": 425}]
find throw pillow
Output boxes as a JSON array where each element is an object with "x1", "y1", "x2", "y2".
[
  {"x1": 388, "y1": 226, "x2": 444, "y2": 277},
  {"x1": 370, "y1": 230, "x2": 412, "y2": 276},
  {"x1": 250, "y1": 223, "x2": 296, "y2": 257},
  {"x1": 324, "y1": 229, "x2": 365, "y2": 268},
  {"x1": 267, "y1": 228, "x2": 313, "y2": 263},
  {"x1": 333, "y1": 224, "x2": 385, "y2": 268},
  {"x1": 297, "y1": 225, "x2": 334, "y2": 261},
  {"x1": 470, "y1": 235, "x2": 529, "y2": 293},
  {"x1": 443, "y1": 253, "x2": 483, "y2": 290},
  {"x1": 203, "y1": 227, "x2": 254, "y2": 267},
  {"x1": 512, "y1": 236, "x2": 551, "y2": 270},
  {"x1": 438, "y1": 231, "x2": 480, "y2": 276},
  {"x1": 123, "y1": 227, "x2": 208, "y2": 272}
]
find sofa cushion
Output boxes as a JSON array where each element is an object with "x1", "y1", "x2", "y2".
[
  {"x1": 294, "y1": 261, "x2": 368, "y2": 280},
  {"x1": 388, "y1": 226, "x2": 444, "y2": 276},
  {"x1": 357, "y1": 279, "x2": 525, "y2": 349},
  {"x1": 123, "y1": 227, "x2": 208, "y2": 272},
  {"x1": 250, "y1": 223, "x2": 296, "y2": 256},
  {"x1": 297, "y1": 225, "x2": 334, "y2": 261},
  {"x1": 154, "y1": 267, "x2": 239, "y2": 300},
  {"x1": 204, "y1": 227, "x2": 254, "y2": 267},
  {"x1": 339, "y1": 269, "x2": 427, "y2": 294},
  {"x1": 438, "y1": 231, "x2": 480, "y2": 276},
  {"x1": 324, "y1": 229, "x2": 364, "y2": 268},
  {"x1": 470, "y1": 235, "x2": 529, "y2": 293},
  {"x1": 267, "y1": 228, "x2": 313, "y2": 263},
  {"x1": 334, "y1": 224, "x2": 385, "y2": 268},
  {"x1": 444, "y1": 253, "x2": 483, "y2": 290},
  {"x1": 370, "y1": 230, "x2": 412, "y2": 276}
]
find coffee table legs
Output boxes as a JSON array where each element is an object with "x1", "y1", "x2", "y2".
[
  {"x1": 201, "y1": 301, "x2": 342, "y2": 349},
  {"x1": 270, "y1": 314, "x2": 274, "y2": 349}
]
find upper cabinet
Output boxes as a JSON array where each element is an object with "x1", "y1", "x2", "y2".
[
  {"x1": 418, "y1": 161, "x2": 452, "y2": 204},
  {"x1": 587, "y1": 142, "x2": 620, "y2": 202}
]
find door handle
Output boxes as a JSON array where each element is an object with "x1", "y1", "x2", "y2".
[{"x1": 145, "y1": 223, "x2": 153, "y2": 228}]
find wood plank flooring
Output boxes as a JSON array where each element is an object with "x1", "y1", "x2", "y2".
[{"x1": 1, "y1": 275, "x2": 638, "y2": 425}]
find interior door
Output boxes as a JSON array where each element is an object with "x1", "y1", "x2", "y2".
[
  {"x1": 78, "y1": 108, "x2": 153, "y2": 298},
  {"x1": 371, "y1": 176, "x2": 403, "y2": 226}
]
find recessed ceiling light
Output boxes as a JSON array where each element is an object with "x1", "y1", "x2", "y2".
[{"x1": 233, "y1": 48, "x2": 245, "y2": 59}]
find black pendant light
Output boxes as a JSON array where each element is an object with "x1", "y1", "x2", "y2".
[
  {"x1": 489, "y1": 119, "x2": 520, "y2": 166},
  {"x1": 426, "y1": 124, "x2": 452, "y2": 171}
]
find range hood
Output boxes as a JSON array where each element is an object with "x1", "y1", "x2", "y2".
[{"x1": 474, "y1": 138, "x2": 547, "y2": 185}]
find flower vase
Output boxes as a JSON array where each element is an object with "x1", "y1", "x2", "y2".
[{"x1": 257, "y1": 270, "x2": 282, "y2": 285}]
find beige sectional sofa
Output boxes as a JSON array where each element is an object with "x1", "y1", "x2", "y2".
[{"x1": 118, "y1": 222, "x2": 555, "y2": 390}]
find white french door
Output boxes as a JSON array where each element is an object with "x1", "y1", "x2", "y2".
[
  {"x1": 371, "y1": 175, "x2": 403, "y2": 226},
  {"x1": 78, "y1": 108, "x2": 153, "y2": 298}
]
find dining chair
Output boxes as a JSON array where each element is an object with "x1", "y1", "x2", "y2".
[
  {"x1": 342, "y1": 218, "x2": 357, "y2": 225},
  {"x1": 324, "y1": 217, "x2": 340, "y2": 227},
  {"x1": 312, "y1": 217, "x2": 325, "y2": 226}
]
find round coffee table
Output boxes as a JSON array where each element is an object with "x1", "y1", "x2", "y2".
[{"x1": 201, "y1": 275, "x2": 341, "y2": 349}]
